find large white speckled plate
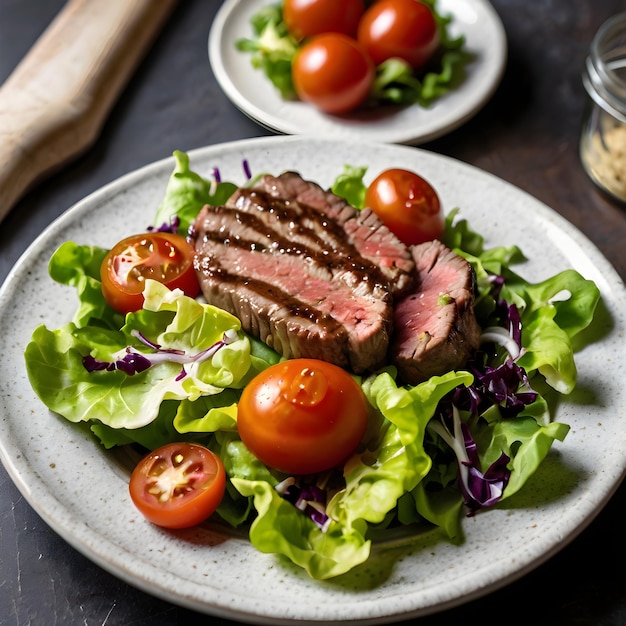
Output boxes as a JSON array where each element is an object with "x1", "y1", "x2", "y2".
[
  {"x1": 209, "y1": 0, "x2": 507, "y2": 144},
  {"x1": 0, "y1": 136, "x2": 625, "y2": 625}
]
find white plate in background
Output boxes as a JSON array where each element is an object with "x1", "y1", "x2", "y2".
[{"x1": 209, "y1": 0, "x2": 507, "y2": 144}]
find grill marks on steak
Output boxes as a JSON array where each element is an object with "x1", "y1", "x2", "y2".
[
  {"x1": 226, "y1": 187, "x2": 376, "y2": 270},
  {"x1": 390, "y1": 239, "x2": 481, "y2": 385},
  {"x1": 190, "y1": 178, "x2": 400, "y2": 373},
  {"x1": 255, "y1": 172, "x2": 416, "y2": 296},
  {"x1": 190, "y1": 171, "x2": 480, "y2": 380}
]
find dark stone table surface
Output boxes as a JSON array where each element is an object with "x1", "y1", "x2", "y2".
[{"x1": 1, "y1": 1, "x2": 625, "y2": 624}]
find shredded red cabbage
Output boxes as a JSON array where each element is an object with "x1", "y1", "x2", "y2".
[
  {"x1": 148, "y1": 215, "x2": 180, "y2": 234},
  {"x1": 429, "y1": 289, "x2": 537, "y2": 515},
  {"x1": 212, "y1": 159, "x2": 252, "y2": 185},
  {"x1": 461, "y1": 421, "x2": 510, "y2": 513},
  {"x1": 430, "y1": 408, "x2": 511, "y2": 516},
  {"x1": 82, "y1": 329, "x2": 238, "y2": 377},
  {"x1": 275, "y1": 477, "x2": 331, "y2": 531},
  {"x1": 242, "y1": 159, "x2": 252, "y2": 180}
]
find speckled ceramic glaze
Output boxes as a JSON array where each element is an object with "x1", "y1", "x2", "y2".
[
  {"x1": 1, "y1": 137, "x2": 624, "y2": 625},
  {"x1": 209, "y1": 0, "x2": 507, "y2": 145}
]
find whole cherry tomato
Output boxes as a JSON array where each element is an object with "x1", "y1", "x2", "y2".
[
  {"x1": 129, "y1": 442, "x2": 226, "y2": 529},
  {"x1": 365, "y1": 168, "x2": 444, "y2": 246},
  {"x1": 237, "y1": 358, "x2": 369, "y2": 475},
  {"x1": 292, "y1": 33, "x2": 375, "y2": 114},
  {"x1": 357, "y1": 0, "x2": 440, "y2": 70},
  {"x1": 101, "y1": 232, "x2": 200, "y2": 314},
  {"x1": 283, "y1": 0, "x2": 364, "y2": 40}
]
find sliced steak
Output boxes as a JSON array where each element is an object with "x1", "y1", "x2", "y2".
[
  {"x1": 189, "y1": 178, "x2": 395, "y2": 373},
  {"x1": 390, "y1": 239, "x2": 481, "y2": 385},
  {"x1": 253, "y1": 171, "x2": 415, "y2": 296}
]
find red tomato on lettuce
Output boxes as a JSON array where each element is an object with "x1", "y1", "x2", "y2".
[
  {"x1": 292, "y1": 33, "x2": 375, "y2": 114},
  {"x1": 237, "y1": 359, "x2": 369, "y2": 475},
  {"x1": 357, "y1": 0, "x2": 440, "y2": 70},
  {"x1": 365, "y1": 167, "x2": 444, "y2": 245},
  {"x1": 101, "y1": 232, "x2": 200, "y2": 314},
  {"x1": 283, "y1": 0, "x2": 364, "y2": 40}
]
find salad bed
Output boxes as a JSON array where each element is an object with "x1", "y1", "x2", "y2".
[{"x1": 24, "y1": 151, "x2": 601, "y2": 581}]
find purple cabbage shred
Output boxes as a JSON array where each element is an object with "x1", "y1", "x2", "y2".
[
  {"x1": 454, "y1": 358, "x2": 537, "y2": 418},
  {"x1": 429, "y1": 288, "x2": 536, "y2": 514},
  {"x1": 430, "y1": 408, "x2": 511, "y2": 516},
  {"x1": 461, "y1": 422, "x2": 510, "y2": 514},
  {"x1": 495, "y1": 299, "x2": 522, "y2": 348},
  {"x1": 212, "y1": 159, "x2": 252, "y2": 185},
  {"x1": 275, "y1": 477, "x2": 331, "y2": 531},
  {"x1": 148, "y1": 215, "x2": 180, "y2": 234},
  {"x1": 82, "y1": 329, "x2": 238, "y2": 377},
  {"x1": 242, "y1": 159, "x2": 252, "y2": 180}
]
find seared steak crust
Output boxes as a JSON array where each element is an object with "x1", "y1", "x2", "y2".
[
  {"x1": 189, "y1": 176, "x2": 398, "y2": 373},
  {"x1": 255, "y1": 172, "x2": 416, "y2": 296},
  {"x1": 390, "y1": 239, "x2": 481, "y2": 385}
]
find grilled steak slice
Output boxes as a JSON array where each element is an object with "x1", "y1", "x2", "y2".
[
  {"x1": 390, "y1": 239, "x2": 481, "y2": 385},
  {"x1": 189, "y1": 181, "x2": 394, "y2": 373},
  {"x1": 253, "y1": 171, "x2": 415, "y2": 296}
]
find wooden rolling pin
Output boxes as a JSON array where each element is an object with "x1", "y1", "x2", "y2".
[{"x1": 0, "y1": 0, "x2": 179, "y2": 222}]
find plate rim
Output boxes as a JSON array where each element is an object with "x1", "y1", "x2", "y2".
[{"x1": 1, "y1": 135, "x2": 625, "y2": 624}]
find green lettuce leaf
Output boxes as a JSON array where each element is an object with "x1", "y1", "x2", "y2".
[
  {"x1": 330, "y1": 165, "x2": 368, "y2": 209},
  {"x1": 48, "y1": 241, "x2": 123, "y2": 330},
  {"x1": 235, "y1": 4, "x2": 298, "y2": 100},
  {"x1": 334, "y1": 369, "x2": 473, "y2": 526},
  {"x1": 444, "y1": 210, "x2": 601, "y2": 392},
  {"x1": 232, "y1": 477, "x2": 372, "y2": 579},
  {"x1": 25, "y1": 280, "x2": 256, "y2": 431},
  {"x1": 485, "y1": 417, "x2": 570, "y2": 498},
  {"x1": 153, "y1": 150, "x2": 237, "y2": 235},
  {"x1": 512, "y1": 270, "x2": 601, "y2": 393},
  {"x1": 90, "y1": 400, "x2": 188, "y2": 450},
  {"x1": 173, "y1": 392, "x2": 239, "y2": 434}
]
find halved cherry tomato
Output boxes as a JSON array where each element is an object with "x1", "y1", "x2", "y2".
[
  {"x1": 283, "y1": 0, "x2": 364, "y2": 40},
  {"x1": 365, "y1": 168, "x2": 444, "y2": 246},
  {"x1": 357, "y1": 0, "x2": 440, "y2": 70},
  {"x1": 129, "y1": 442, "x2": 226, "y2": 529},
  {"x1": 237, "y1": 359, "x2": 368, "y2": 475},
  {"x1": 292, "y1": 33, "x2": 375, "y2": 114},
  {"x1": 101, "y1": 232, "x2": 200, "y2": 314}
]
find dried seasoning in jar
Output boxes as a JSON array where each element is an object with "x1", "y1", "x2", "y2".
[{"x1": 580, "y1": 12, "x2": 626, "y2": 203}]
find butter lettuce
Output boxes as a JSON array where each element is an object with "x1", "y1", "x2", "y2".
[
  {"x1": 334, "y1": 370, "x2": 472, "y2": 526},
  {"x1": 235, "y1": 3, "x2": 298, "y2": 100},
  {"x1": 228, "y1": 370, "x2": 472, "y2": 580},
  {"x1": 48, "y1": 241, "x2": 123, "y2": 330},
  {"x1": 153, "y1": 150, "x2": 238, "y2": 236},
  {"x1": 232, "y1": 477, "x2": 371, "y2": 579},
  {"x1": 25, "y1": 276, "x2": 260, "y2": 437},
  {"x1": 443, "y1": 211, "x2": 601, "y2": 394},
  {"x1": 510, "y1": 270, "x2": 601, "y2": 393}
]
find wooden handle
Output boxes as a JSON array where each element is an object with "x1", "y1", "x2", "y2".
[{"x1": 0, "y1": 0, "x2": 179, "y2": 222}]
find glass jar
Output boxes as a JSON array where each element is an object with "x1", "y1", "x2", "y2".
[{"x1": 580, "y1": 12, "x2": 626, "y2": 203}]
